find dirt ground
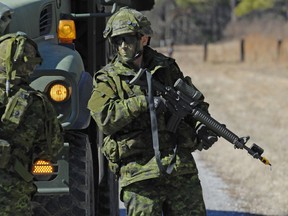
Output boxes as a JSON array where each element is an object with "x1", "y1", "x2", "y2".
[{"x1": 157, "y1": 45, "x2": 288, "y2": 216}]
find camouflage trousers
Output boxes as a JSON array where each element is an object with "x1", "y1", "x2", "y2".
[
  {"x1": 121, "y1": 174, "x2": 206, "y2": 216},
  {"x1": 0, "y1": 170, "x2": 35, "y2": 216}
]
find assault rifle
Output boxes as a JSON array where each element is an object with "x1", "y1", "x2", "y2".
[{"x1": 130, "y1": 68, "x2": 271, "y2": 166}]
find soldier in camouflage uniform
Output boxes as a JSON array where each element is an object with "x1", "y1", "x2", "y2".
[
  {"x1": 88, "y1": 7, "x2": 218, "y2": 216},
  {"x1": 0, "y1": 32, "x2": 63, "y2": 216}
]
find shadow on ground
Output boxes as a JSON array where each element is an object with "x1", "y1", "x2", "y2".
[{"x1": 120, "y1": 209, "x2": 264, "y2": 216}]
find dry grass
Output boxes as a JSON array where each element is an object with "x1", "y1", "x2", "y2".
[
  {"x1": 199, "y1": 34, "x2": 288, "y2": 64},
  {"x1": 157, "y1": 43, "x2": 288, "y2": 215}
]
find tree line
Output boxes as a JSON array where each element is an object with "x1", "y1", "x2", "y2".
[{"x1": 144, "y1": 0, "x2": 288, "y2": 46}]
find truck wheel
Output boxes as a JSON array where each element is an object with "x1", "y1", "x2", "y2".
[{"x1": 32, "y1": 131, "x2": 95, "y2": 216}]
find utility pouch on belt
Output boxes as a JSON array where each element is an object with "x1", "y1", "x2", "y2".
[
  {"x1": 0, "y1": 139, "x2": 11, "y2": 169},
  {"x1": 1, "y1": 88, "x2": 31, "y2": 133}
]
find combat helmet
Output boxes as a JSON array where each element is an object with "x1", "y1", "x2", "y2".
[
  {"x1": 103, "y1": 7, "x2": 153, "y2": 39},
  {"x1": 0, "y1": 32, "x2": 42, "y2": 82}
]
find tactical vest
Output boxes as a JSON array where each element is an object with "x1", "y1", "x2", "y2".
[{"x1": 0, "y1": 86, "x2": 47, "y2": 182}]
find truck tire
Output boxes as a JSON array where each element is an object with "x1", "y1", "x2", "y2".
[{"x1": 32, "y1": 131, "x2": 95, "y2": 216}]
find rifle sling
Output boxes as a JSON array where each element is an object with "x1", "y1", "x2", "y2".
[{"x1": 145, "y1": 69, "x2": 176, "y2": 175}]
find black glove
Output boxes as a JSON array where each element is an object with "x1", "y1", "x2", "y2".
[{"x1": 196, "y1": 123, "x2": 218, "y2": 150}]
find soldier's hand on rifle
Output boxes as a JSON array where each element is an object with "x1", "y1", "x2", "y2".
[
  {"x1": 196, "y1": 123, "x2": 218, "y2": 150},
  {"x1": 153, "y1": 96, "x2": 167, "y2": 114}
]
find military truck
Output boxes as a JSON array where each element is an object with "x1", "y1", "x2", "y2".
[{"x1": 0, "y1": 0, "x2": 154, "y2": 215}]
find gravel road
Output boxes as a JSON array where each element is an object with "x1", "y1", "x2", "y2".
[{"x1": 195, "y1": 153, "x2": 243, "y2": 212}]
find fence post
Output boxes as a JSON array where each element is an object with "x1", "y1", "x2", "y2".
[
  {"x1": 240, "y1": 38, "x2": 245, "y2": 62},
  {"x1": 203, "y1": 41, "x2": 208, "y2": 62},
  {"x1": 277, "y1": 39, "x2": 282, "y2": 60}
]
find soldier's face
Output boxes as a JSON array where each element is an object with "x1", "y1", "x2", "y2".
[{"x1": 113, "y1": 34, "x2": 142, "y2": 62}]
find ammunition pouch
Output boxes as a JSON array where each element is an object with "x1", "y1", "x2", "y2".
[
  {"x1": 1, "y1": 88, "x2": 31, "y2": 134},
  {"x1": 0, "y1": 138, "x2": 11, "y2": 169}
]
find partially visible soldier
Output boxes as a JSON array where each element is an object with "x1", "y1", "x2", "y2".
[
  {"x1": 88, "y1": 7, "x2": 218, "y2": 216},
  {"x1": 0, "y1": 32, "x2": 63, "y2": 215}
]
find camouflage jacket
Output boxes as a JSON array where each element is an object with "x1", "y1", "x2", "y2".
[
  {"x1": 0, "y1": 78, "x2": 63, "y2": 173},
  {"x1": 88, "y1": 46, "x2": 208, "y2": 187}
]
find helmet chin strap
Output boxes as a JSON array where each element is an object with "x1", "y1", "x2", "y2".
[
  {"x1": 132, "y1": 38, "x2": 144, "y2": 61},
  {"x1": 131, "y1": 36, "x2": 151, "y2": 64},
  {"x1": 132, "y1": 50, "x2": 143, "y2": 61}
]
